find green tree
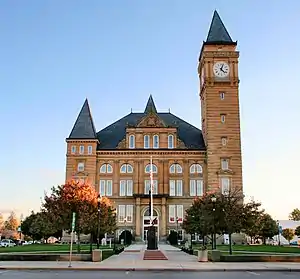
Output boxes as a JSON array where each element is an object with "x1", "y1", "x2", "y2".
[
  {"x1": 289, "y1": 208, "x2": 300, "y2": 221},
  {"x1": 258, "y1": 213, "x2": 278, "y2": 244},
  {"x1": 4, "y1": 211, "x2": 18, "y2": 231},
  {"x1": 43, "y1": 180, "x2": 117, "y2": 252},
  {"x1": 295, "y1": 226, "x2": 300, "y2": 237},
  {"x1": 282, "y1": 228, "x2": 294, "y2": 244}
]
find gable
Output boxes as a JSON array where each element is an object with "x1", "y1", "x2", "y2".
[{"x1": 136, "y1": 112, "x2": 166, "y2": 128}]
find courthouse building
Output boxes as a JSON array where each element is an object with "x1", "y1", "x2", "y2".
[{"x1": 65, "y1": 11, "x2": 243, "y2": 242}]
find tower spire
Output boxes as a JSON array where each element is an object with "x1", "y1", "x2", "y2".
[
  {"x1": 67, "y1": 99, "x2": 97, "y2": 139},
  {"x1": 206, "y1": 10, "x2": 233, "y2": 44},
  {"x1": 144, "y1": 94, "x2": 157, "y2": 114}
]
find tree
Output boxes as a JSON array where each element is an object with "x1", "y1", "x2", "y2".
[
  {"x1": 257, "y1": 213, "x2": 278, "y2": 244},
  {"x1": 0, "y1": 213, "x2": 4, "y2": 238},
  {"x1": 289, "y1": 208, "x2": 300, "y2": 221},
  {"x1": 282, "y1": 228, "x2": 294, "y2": 244},
  {"x1": 295, "y1": 226, "x2": 300, "y2": 237},
  {"x1": 43, "y1": 180, "x2": 116, "y2": 252},
  {"x1": 4, "y1": 211, "x2": 19, "y2": 231}
]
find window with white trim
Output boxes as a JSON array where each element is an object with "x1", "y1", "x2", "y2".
[
  {"x1": 221, "y1": 177, "x2": 230, "y2": 194},
  {"x1": 221, "y1": 159, "x2": 229, "y2": 170},
  {"x1": 221, "y1": 137, "x2": 227, "y2": 146},
  {"x1": 144, "y1": 180, "x2": 158, "y2": 194},
  {"x1": 221, "y1": 114, "x2": 226, "y2": 123},
  {"x1": 169, "y1": 164, "x2": 182, "y2": 174},
  {"x1": 145, "y1": 164, "x2": 158, "y2": 173},
  {"x1": 168, "y1": 134, "x2": 174, "y2": 149},
  {"x1": 99, "y1": 180, "x2": 113, "y2": 196},
  {"x1": 153, "y1": 135, "x2": 159, "y2": 149},
  {"x1": 88, "y1": 145, "x2": 92, "y2": 155},
  {"x1": 144, "y1": 135, "x2": 150, "y2": 149},
  {"x1": 118, "y1": 205, "x2": 126, "y2": 222},
  {"x1": 168, "y1": 205, "x2": 183, "y2": 223},
  {"x1": 71, "y1": 146, "x2": 76, "y2": 154},
  {"x1": 189, "y1": 164, "x2": 202, "y2": 174},
  {"x1": 100, "y1": 164, "x2": 113, "y2": 173},
  {"x1": 120, "y1": 164, "x2": 133, "y2": 173},
  {"x1": 79, "y1": 145, "x2": 84, "y2": 154},
  {"x1": 190, "y1": 179, "x2": 203, "y2": 196},
  {"x1": 118, "y1": 205, "x2": 133, "y2": 223},
  {"x1": 169, "y1": 180, "x2": 183, "y2": 196},
  {"x1": 129, "y1": 135, "x2": 135, "y2": 149},
  {"x1": 77, "y1": 162, "x2": 84, "y2": 172},
  {"x1": 120, "y1": 180, "x2": 133, "y2": 196},
  {"x1": 126, "y1": 205, "x2": 133, "y2": 222}
]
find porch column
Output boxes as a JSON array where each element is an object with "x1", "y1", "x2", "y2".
[
  {"x1": 135, "y1": 198, "x2": 141, "y2": 236},
  {"x1": 161, "y1": 198, "x2": 166, "y2": 237}
]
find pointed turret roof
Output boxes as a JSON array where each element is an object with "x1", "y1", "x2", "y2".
[
  {"x1": 67, "y1": 99, "x2": 97, "y2": 139},
  {"x1": 144, "y1": 95, "x2": 157, "y2": 114},
  {"x1": 206, "y1": 10, "x2": 233, "y2": 43}
]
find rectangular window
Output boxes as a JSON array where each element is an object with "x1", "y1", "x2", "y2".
[
  {"x1": 77, "y1": 162, "x2": 84, "y2": 172},
  {"x1": 144, "y1": 135, "x2": 150, "y2": 149},
  {"x1": 129, "y1": 135, "x2": 135, "y2": 149},
  {"x1": 220, "y1": 114, "x2": 226, "y2": 123},
  {"x1": 99, "y1": 180, "x2": 113, "y2": 196},
  {"x1": 127, "y1": 180, "x2": 133, "y2": 196},
  {"x1": 88, "y1": 145, "x2": 92, "y2": 155},
  {"x1": 153, "y1": 135, "x2": 159, "y2": 149},
  {"x1": 169, "y1": 180, "x2": 183, "y2": 196},
  {"x1": 120, "y1": 180, "x2": 126, "y2": 196},
  {"x1": 221, "y1": 159, "x2": 229, "y2": 170},
  {"x1": 120, "y1": 180, "x2": 133, "y2": 196},
  {"x1": 169, "y1": 205, "x2": 176, "y2": 223},
  {"x1": 79, "y1": 145, "x2": 84, "y2": 154},
  {"x1": 221, "y1": 137, "x2": 227, "y2": 146},
  {"x1": 168, "y1": 135, "x2": 174, "y2": 149},
  {"x1": 220, "y1": 92, "x2": 225, "y2": 100},
  {"x1": 144, "y1": 180, "x2": 158, "y2": 194},
  {"x1": 176, "y1": 205, "x2": 184, "y2": 223},
  {"x1": 118, "y1": 205, "x2": 126, "y2": 222},
  {"x1": 126, "y1": 205, "x2": 133, "y2": 223},
  {"x1": 71, "y1": 146, "x2": 76, "y2": 154},
  {"x1": 221, "y1": 177, "x2": 230, "y2": 194},
  {"x1": 190, "y1": 179, "x2": 203, "y2": 196}
]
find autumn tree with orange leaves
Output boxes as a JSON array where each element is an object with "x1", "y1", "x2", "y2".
[{"x1": 43, "y1": 180, "x2": 117, "y2": 250}]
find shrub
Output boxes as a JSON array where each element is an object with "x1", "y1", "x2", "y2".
[{"x1": 167, "y1": 230, "x2": 178, "y2": 245}]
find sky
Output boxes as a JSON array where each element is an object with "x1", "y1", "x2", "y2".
[{"x1": 0, "y1": 0, "x2": 299, "y2": 221}]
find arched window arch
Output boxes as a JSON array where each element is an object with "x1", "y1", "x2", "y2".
[
  {"x1": 189, "y1": 164, "x2": 202, "y2": 174},
  {"x1": 153, "y1": 135, "x2": 159, "y2": 149},
  {"x1": 120, "y1": 164, "x2": 134, "y2": 173},
  {"x1": 169, "y1": 164, "x2": 183, "y2": 174},
  {"x1": 129, "y1": 135, "x2": 135, "y2": 149},
  {"x1": 100, "y1": 163, "x2": 113, "y2": 174},
  {"x1": 145, "y1": 164, "x2": 158, "y2": 173},
  {"x1": 168, "y1": 134, "x2": 174, "y2": 149}
]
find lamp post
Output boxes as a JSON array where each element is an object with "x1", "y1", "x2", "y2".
[
  {"x1": 19, "y1": 214, "x2": 23, "y2": 245},
  {"x1": 211, "y1": 195, "x2": 217, "y2": 250},
  {"x1": 176, "y1": 216, "x2": 179, "y2": 245},
  {"x1": 124, "y1": 218, "x2": 127, "y2": 245},
  {"x1": 277, "y1": 220, "x2": 281, "y2": 246},
  {"x1": 190, "y1": 214, "x2": 195, "y2": 249},
  {"x1": 97, "y1": 194, "x2": 101, "y2": 249},
  {"x1": 113, "y1": 209, "x2": 117, "y2": 251}
]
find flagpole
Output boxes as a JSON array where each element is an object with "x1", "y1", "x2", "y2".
[{"x1": 150, "y1": 156, "x2": 154, "y2": 223}]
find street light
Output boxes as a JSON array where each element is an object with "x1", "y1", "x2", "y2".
[
  {"x1": 211, "y1": 195, "x2": 217, "y2": 250},
  {"x1": 176, "y1": 216, "x2": 179, "y2": 245},
  {"x1": 113, "y1": 208, "x2": 117, "y2": 251},
  {"x1": 124, "y1": 217, "x2": 127, "y2": 245},
  {"x1": 97, "y1": 194, "x2": 101, "y2": 249},
  {"x1": 19, "y1": 214, "x2": 23, "y2": 245},
  {"x1": 277, "y1": 220, "x2": 281, "y2": 246}
]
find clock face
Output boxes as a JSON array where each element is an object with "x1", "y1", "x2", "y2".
[{"x1": 213, "y1": 61, "x2": 230, "y2": 78}]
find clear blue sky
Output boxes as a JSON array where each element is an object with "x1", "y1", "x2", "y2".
[{"x1": 0, "y1": 0, "x2": 299, "y2": 220}]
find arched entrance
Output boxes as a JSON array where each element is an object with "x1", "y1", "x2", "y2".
[{"x1": 143, "y1": 209, "x2": 159, "y2": 242}]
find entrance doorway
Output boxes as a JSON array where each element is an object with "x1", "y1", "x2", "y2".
[{"x1": 143, "y1": 209, "x2": 159, "y2": 242}]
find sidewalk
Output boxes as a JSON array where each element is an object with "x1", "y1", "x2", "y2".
[{"x1": 0, "y1": 243, "x2": 300, "y2": 272}]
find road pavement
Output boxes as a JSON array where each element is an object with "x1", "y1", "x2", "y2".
[{"x1": 0, "y1": 270, "x2": 299, "y2": 278}]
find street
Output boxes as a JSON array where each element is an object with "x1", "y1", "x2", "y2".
[{"x1": 0, "y1": 271, "x2": 299, "y2": 278}]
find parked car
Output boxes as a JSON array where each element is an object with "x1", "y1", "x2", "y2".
[{"x1": 0, "y1": 239, "x2": 16, "y2": 247}]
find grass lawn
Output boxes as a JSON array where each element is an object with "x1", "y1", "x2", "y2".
[
  {"x1": 0, "y1": 244, "x2": 121, "y2": 254},
  {"x1": 190, "y1": 244, "x2": 300, "y2": 254}
]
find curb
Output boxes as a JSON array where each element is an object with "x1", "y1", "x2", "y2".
[{"x1": 0, "y1": 267, "x2": 300, "y2": 272}]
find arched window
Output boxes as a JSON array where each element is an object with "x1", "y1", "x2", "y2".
[
  {"x1": 100, "y1": 163, "x2": 113, "y2": 174},
  {"x1": 144, "y1": 135, "x2": 150, "y2": 149},
  {"x1": 145, "y1": 164, "x2": 158, "y2": 173},
  {"x1": 153, "y1": 135, "x2": 159, "y2": 149},
  {"x1": 168, "y1": 134, "x2": 174, "y2": 149},
  {"x1": 169, "y1": 164, "x2": 183, "y2": 174},
  {"x1": 189, "y1": 164, "x2": 202, "y2": 174},
  {"x1": 120, "y1": 164, "x2": 134, "y2": 173},
  {"x1": 129, "y1": 135, "x2": 135, "y2": 149}
]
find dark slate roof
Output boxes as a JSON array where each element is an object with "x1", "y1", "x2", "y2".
[
  {"x1": 206, "y1": 10, "x2": 233, "y2": 43},
  {"x1": 144, "y1": 95, "x2": 157, "y2": 114},
  {"x1": 67, "y1": 99, "x2": 97, "y2": 139},
  {"x1": 96, "y1": 112, "x2": 205, "y2": 150}
]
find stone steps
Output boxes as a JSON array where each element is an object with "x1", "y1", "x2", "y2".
[{"x1": 143, "y1": 250, "x2": 168, "y2": 260}]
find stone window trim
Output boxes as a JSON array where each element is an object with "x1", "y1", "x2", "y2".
[
  {"x1": 145, "y1": 164, "x2": 158, "y2": 173},
  {"x1": 221, "y1": 136, "x2": 228, "y2": 146},
  {"x1": 128, "y1": 134, "x2": 135, "y2": 149},
  {"x1": 168, "y1": 134, "x2": 174, "y2": 149},
  {"x1": 144, "y1": 135, "x2": 150, "y2": 149},
  {"x1": 71, "y1": 146, "x2": 76, "y2": 154},
  {"x1": 153, "y1": 134, "x2": 159, "y2": 149},
  {"x1": 189, "y1": 164, "x2": 203, "y2": 174},
  {"x1": 220, "y1": 158, "x2": 230, "y2": 171},
  {"x1": 77, "y1": 162, "x2": 85, "y2": 172},
  {"x1": 120, "y1": 163, "x2": 134, "y2": 174},
  {"x1": 79, "y1": 145, "x2": 85, "y2": 155},
  {"x1": 99, "y1": 163, "x2": 113, "y2": 174},
  {"x1": 169, "y1": 163, "x2": 183, "y2": 174}
]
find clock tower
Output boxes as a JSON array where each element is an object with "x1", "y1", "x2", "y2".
[{"x1": 198, "y1": 11, "x2": 243, "y2": 193}]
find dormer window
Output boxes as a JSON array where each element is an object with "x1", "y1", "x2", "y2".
[
  {"x1": 144, "y1": 135, "x2": 150, "y2": 149},
  {"x1": 168, "y1": 134, "x2": 174, "y2": 149},
  {"x1": 153, "y1": 135, "x2": 159, "y2": 149},
  {"x1": 79, "y1": 145, "x2": 84, "y2": 154},
  {"x1": 129, "y1": 135, "x2": 135, "y2": 149}
]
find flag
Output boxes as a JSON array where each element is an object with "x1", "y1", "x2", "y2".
[{"x1": 150, "y1": 156, "x2": 154, "y2": 222}]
